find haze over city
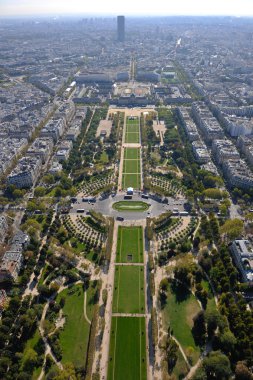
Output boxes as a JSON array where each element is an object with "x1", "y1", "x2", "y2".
[{"x1": 1, "y1": 0, "x2": 253, "y2": 16}]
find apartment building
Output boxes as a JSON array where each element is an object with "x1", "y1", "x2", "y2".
[
  {"x1": 230, "y1": 240, "x2": 253, "y2": 283},
  {"x1": 192, "y1": 102, "x2": 224, "y2": 143},
  {"x1": 223, "y1": 159, "x2": 253, "y2": 190},
  {"x1": 7, "y1": 156, "x2": 42, "y2": 189},
  {"x1": 212, "y1": 139, "x2": 240, "y2": 165}
]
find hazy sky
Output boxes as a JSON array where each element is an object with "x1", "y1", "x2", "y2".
[{"x1": 1, "y1": 0, "x2": 253, "y2": 17}]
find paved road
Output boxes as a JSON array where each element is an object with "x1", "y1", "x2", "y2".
[
  {"x1": 229, "y1": 201, "x2": 242, "y2": 219},
  {"x1": 70, "y1": 193, "x2": 186, "y2": 221}
]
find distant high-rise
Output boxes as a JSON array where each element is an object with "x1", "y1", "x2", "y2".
[{"x1": 117, "y1": 16, "x2": 125, "y2": 42}]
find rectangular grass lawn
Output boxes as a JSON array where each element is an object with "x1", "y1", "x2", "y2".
[
  {"x1": 56, "y1": 283, "x2": 98, "y2": 367},
  {"x1": 116, "y1": 226, "x2": 143, "y2": 263},
  {"x1": 113, "y1": 265, "x2": 145, "y2": 314},
  {"x1": 124, "y1": 147, "x2": 140, "y2": 160},
  {"x1": 122, "y1": 173, "x2": 141, "y2": 189},
  {"x1": 126, "y1": 123, "x2": 139, "y2": 133},
  {"x1": 107, "y1": 317, "x2": 147, "y2": 380},
  {"x1": 123, "y1": 159, "x2": 140, "y2": 174},
  {"x1": 125, "y1": 132, "x2": 140, "y2": 144},
  {"x1": 126, "y1": 117, "x2": 139, "y2": 123}
]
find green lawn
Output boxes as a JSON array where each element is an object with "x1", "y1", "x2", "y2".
[
  {"x1": 123, "y1": 159, "x2": 140, "y2": 174},
  {"x1": 172, "y1": 349, "x2": 189, "y2": 379},
  {"x1": 66, "y1": 238, "x2": 86, "y2": 254},
  {"x1": 100, "y1": 151, "x2": 109, "y2": 163},
  {"x1": 126, "y1": 117, "x2": 139, "y2": 124},
  {"x1": 201, "y1": 279, "x2": 217, "y2": 314},
  {"x1": 125, "y1": 132, "x2": 140, "y2": 144},
  {"x1": 38, "y1": 264, "x2": 49, "y2": 286},
  {"x1": 162, "y1": 282, "x2": 201, "y2": 364},
  {"x1": 113, "y1": 201, "x2": 149, "y2": 212},
  {"x1": 124, "y1": 148, "x2": 140, "y2": 160},
  {"x1": 122, "y1": 173, "x2": 141, "y2": 189},
  {"x1": 32, "y1": 366, "x2": 43, "y2": 380},
  {"x1": 126, "y1": 124, "x2": 139, "y2": 133},
  {"x1": 57, "y1": 282, "x2": 98, "y2": 367},
  {"x1": 116, "y1": 226, "x2": 144, "y2": 263},
  {"x1": 84, "y1": 249, "x2": 101, "y2": 264},
  {"x1": 108, "y1": 317, "x2": 147, "y2": 380},
  {"x1": 113, "y1": 265, "x2": 145, "y2": 314},
  {"x1": 86, "y1": 281, "x2": 100, "y2": 321}
]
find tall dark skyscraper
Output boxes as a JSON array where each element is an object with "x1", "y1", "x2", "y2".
[{"x1": 117, "y1": 15, "x2": 125, "y2": 42}]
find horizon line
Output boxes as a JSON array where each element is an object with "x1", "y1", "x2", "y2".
[{"x1": 0, "y1": 13, "x2": 253, "y2": 19}]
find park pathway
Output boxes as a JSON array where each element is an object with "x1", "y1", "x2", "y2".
[
  {"x1": 97, "y1": 221, "x2": 119, "y2": 380},
  {"x1": 84, "y1": 291, "x2": 91, "y2": 325},
  {"x1": 112, "y1": 313, "x2": 147, "y2": 317}
]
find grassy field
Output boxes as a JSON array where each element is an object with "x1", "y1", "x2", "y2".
[
  {"x1": 126, "y1": 117, "x2": 139, "y2": 125},
  {"x1": 123, "y1": 159, "x2": 140, "y2": 173},
  {"x1": 125, "y1": 132, "x2": 140, "y2": 144},
  {"x1": 57, "y1": 282, "x2": 98, "y2": 367},
  {"x1": 100, "y1": 151, "x2": 109, "y2": 163},
  {"x1": 126, "y1": 125, "x2": 139, "y2": 133},
  {"x1": 162, "y1": 282, "x2": 201, "y2": 364},
  {"x1": 172, "y1": 349, "x2": 189, "y2": 379},
  {"x1": 116, "y1": 226, "x2": 144, "y2": 263},
  {"x1": 113, "y1": 265, "x2": 145, "y2": 313},
  {"x1": 124, "y1": 147, "x2": 140, "y2": 160},
  {"x1": 122, "y1": 173, "x2": 141, "y2": 189},
  {"x1": 201, "y1": 279, "x2": 217, "y2": 313},
  {"x1": 85, "y1": 249, "x2": 101, "y2": 265},
  {"x1": 113, "y1": 201, "x2": 149, "y2": 212},
  {"x1": 125, "y1": 118, "x2": 140, "y2": 144},
  {"x1": 122, "y1": 146, "x2": 141, "y2": 189},
  {"x1": 108, "y1": 317, "x2": 147, "y2": 380}
]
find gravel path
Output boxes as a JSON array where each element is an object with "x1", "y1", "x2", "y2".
[{"x1": 84, "y1": 290, "x2": 91, "y2": 325}]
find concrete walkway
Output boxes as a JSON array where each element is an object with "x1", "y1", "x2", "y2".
[
  {"x1": 112, "y1": 313, "x2": 147, "y2": 317},
  {"x1": 98, "y1": 221, "x2": 119, "y2": 380}
]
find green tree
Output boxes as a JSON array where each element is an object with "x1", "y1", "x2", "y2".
[
  {"x1": 26, "y1": 201, "x2": 37, "y2": 212},
  {"x1": 202, "y1": 351, "x2": 232, "y2": 380},
  {"x1": 53, "y1": 362, "x2": 77, "y2": 379},
  {"x1": 42, "y1": 174, "x2": 54, "y2": 185},
  {"x1": 218, "y1": 330, "x2": 237, "y2": 354},
  {"x1": 174, "y1": 255, "x2": 196, "y2": 287},
  {"x1": 13, "y1": 189, "x2": 25, "y2": 199},
  {"x1": 192, "y1": 310, "x2": 206, "y2": 346},
  {"x1": 220, "y1": 219, "x2": 244, "y2": 241},
  {"x1": 34, "y1": 186, "x2": 46, "y2": 197},
  {"x1": 22, "y1": 348, "x2": 38, "y2": 371},
  {"x1": 203, "y1": 188, "x2": 223, "y2": 200},
  {"x1": 160, "y1": 278, "x2": 169, "y2": 291},
  {"x1": 54, "y1": 187, "x2": 62, "y2": 197},
  {"x1": 205, "y1": 310, "x2": 225, "y2": 336}
]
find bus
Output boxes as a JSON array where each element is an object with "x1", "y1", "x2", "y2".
[{"x1": 179, "y1": 211, "x2": 189, "y2": 216}]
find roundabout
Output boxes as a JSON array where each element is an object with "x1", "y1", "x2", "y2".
[{"x1": 112, "y1": 200, "x2": 150, "y2": 212}]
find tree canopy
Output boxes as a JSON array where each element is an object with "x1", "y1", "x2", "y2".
[{"x1": 220, "y1": 219, "x2": 244, "y2": 241}]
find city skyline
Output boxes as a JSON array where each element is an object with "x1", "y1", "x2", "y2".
[{"x1": 1, "y1": 0, "x2": 253, "y2": 17}]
